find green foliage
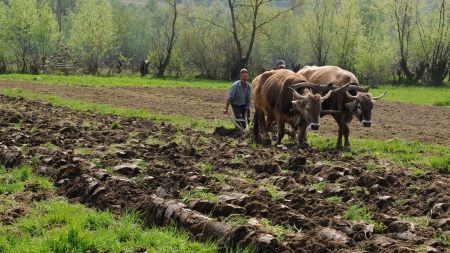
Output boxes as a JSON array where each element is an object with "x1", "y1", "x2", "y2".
[
  {"x1": 68, "y1": 0, "x2": 115, "y2": 75},
  {"x1": 0, "y1": 2, "x2": 9, "y2": 73}
]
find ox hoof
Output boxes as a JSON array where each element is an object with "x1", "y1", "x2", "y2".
[
  {"x1": 300, "y1": 143, "x2": 310, "y2": 149},
  {"x1": 342, "y1": 146, "x2": 352, "y2": 152},
  {"x1": 263, "y1": 139, "x2": 272, "y2": 146}
]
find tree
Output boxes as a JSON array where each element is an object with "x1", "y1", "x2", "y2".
[
  {"x1": 295, "y1": 0, "x2": 366, "y2": 71},
  {"x1": 189, "y1": 0, "x2": 305, "y2": 80},
  {"x1": 380, "y1": 0, "x2": 420, "y2": 83},
  {"x1": 147, "y1": 0, "x2": 181, "y2": 77},
  {"x1": 68, "y1": 0, "x2": 115, "y2": 74},
  {"x1": 299, "y1": 0, "x2": 338, "y2": 66},
  {"x1": 34, "y1": 0, "x2": 59, "y2": 72},
  {"x1": 179, "y1": 2, "x2": 235, "y2": 79},
  {"x1": 415, "y1": 0, "x2": 450, "y2": 84},
  {"x1": 109, "y1": 0, "x2": 133, "y2": 74},
  {"x1": 0, "y1": 2, "x2": 9, "y2": 73},
  {"x1": 253, "y1": 11, "x2": 304, "y2": 72},
  {"x1": 7, "y1": 0, "x2": 40, "y2": 73},
  {"x1": 331, "y1": 0, "x2": 364, "y2": 72}
]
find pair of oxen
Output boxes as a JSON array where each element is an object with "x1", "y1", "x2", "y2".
[{"x1": 252, "y1": 65, "x2": 387, "y2": 151}]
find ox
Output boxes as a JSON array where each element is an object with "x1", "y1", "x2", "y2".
[
  {"x1": 252, "y1": 69, "x2": 337, "y2": 147},
  {"x1": 297, "y1": 65, "x2": 387, "y2": 150}
]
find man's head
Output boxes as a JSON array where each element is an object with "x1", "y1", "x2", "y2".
[
  {"x1": 240, "y1": 68, "x2": 249, "y2": 82},
  {"x1": 276, "y1": 60, "x2": 286, "y2": 69}
]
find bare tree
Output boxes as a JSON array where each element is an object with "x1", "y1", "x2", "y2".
[
  {"x1": 383, "y1": 0, "x2": 419, "y2": 82},
  {"x1": 189, "y1": 0, "x2": 305, "y2": 80},
  {"x1": 148, "y1": 0, "x2": 180, "y2": 77},
  {"x1": 416, "y1": 0, "x2": 450, "y2": 84}
]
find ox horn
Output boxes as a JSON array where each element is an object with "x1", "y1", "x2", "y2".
[
  {"x1": 331, "y1": 83, "x2": 351, "y2": 93},
  {"x1": 321, "y1": 90, "x2": 333, "y2": 101},
  {"x1": 346, "y1": 84, "x2": 369, "y2": 92},
  {"x1": 345, "y1": 90, "x2": 357, "y2": 100},
  {"x1": 373, "y1": 90, "x2": 388, "y2": 100},
  {"x1": 290, "y1": 82, "x2": 320, "y2": 90},
  {"x1": 288, "y1": 87, "x2": 305, "y2": 99}
]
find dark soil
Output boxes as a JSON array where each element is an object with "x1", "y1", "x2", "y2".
[{"x1": 1, "y1": 79, "x2": 450, "y2": 253}]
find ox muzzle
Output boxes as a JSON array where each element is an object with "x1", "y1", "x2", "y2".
[
  {"x1": 361, "y1": 120, "x2": 372, "y2": 127},
  {"x1": 309, "y1": 123, "x2": 320, "y2": 130}
]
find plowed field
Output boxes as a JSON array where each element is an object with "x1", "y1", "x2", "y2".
[{"x1": 1, "y1": 79, "x2": 450, "y2": 253}]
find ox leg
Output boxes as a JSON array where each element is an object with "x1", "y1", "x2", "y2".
[
  {"x1": 275, "y1": 120, "x2": 286, "y2": 145},
  {"x1": 288, "y1": 125, "x2": 297, "y2": 143},
  {"x1": 333, "y1": 115, "x2": 351, "y2": 151},
  {"x1": 296, "y1": 123, "x2": 309, "y2": 149},
  {"x1": 252, "y1": 112, "x2": 261, "y2": 142},
  {"x1": 255, "y1": 110, "x2": 271, "y2": 145}
]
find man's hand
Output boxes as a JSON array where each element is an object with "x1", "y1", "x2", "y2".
[{"x1": 223, "y1": 108, "x2": 228, "y2": 114}]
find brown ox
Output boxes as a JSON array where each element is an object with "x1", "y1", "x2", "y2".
[
  {"x1": 297, "y1": 65, "x2": 387, "y2": 150},
  {"x1": 252, "y1": 69, "x2": 334, "y2": 147}
]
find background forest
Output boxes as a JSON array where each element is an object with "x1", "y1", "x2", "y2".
[{"x1": 1, "y1": 0, "x2": 450, "y2": 86}]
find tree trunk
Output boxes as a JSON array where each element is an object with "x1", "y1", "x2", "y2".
[{"x1": 399, "y1": 57, "x2": 414, "y2": 82}]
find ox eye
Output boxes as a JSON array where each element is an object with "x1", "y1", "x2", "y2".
[
  {"x1": 357, "y1": 105, "x2": 362, "y2": 110},
  {"x1": 306, "y1": 107, "x2": 310, "y2": 112}
]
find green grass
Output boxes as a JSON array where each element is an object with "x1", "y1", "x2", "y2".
[
  {"x1": 2, "y1": 74, "x2": 450, "y2": 107},
  {"x1": 344, "y1": 202, "x2": 386, "y2": 230},
  {"x1": 0, "y1": 87, "x2": 235, "y2": 132},
  {"x1": 311, "y1": 181, "x2": 328, "y2": 192},
  {"x1": 0, "y1": 74, "x2": 231, "y2": 89},
  {"x1": 369, "y1": 85, "x2": 450, "y2": 106},
  {"x1": 0, "y1": 200, "x2": 218, "y2": 252},
  {"x1": 326, "y1": 196, "x2": 343, "y2": 203},
  {"x1": 224, "y1": 214, "x2": 248, "y2": 226},
  {"x1": 74, "y1": 148, "x2": 92, "y2": 155},
  {"x1": 0, "y1": 164, "x2": 53, "y2": 195},
  {"x1": 180, "y1": 188, "x2": 220, "y2": 204},
  {"x1": 0, "y1": 165, "x2": 231, "y2": 252},
  {"x1": 309, "y1": 134, "x2": 450, "y2": 170}
]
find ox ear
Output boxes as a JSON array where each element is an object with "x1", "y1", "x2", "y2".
[{"x1": 345, "y1": 101, "x2": 357, "y2": 111}]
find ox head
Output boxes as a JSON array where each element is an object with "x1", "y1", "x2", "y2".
[
  {"x1": 289, "y1": 83, "x2": 332, "y2": 130},
  {"x1": 344, "y1": 90, "x2": 387, "y2": 127}
]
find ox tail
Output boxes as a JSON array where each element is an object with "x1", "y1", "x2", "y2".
[{"x1": 252, "y1": 112, "x2": 259, "y2": 141}]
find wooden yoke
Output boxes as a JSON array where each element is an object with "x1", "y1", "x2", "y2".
[{"x1": 308, "y1": 83, "x2": 369, "y2": 117}]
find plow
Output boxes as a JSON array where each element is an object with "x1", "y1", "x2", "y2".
[{"x1": 226, "y1": 113, "x2": 250, "y2": 133}]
